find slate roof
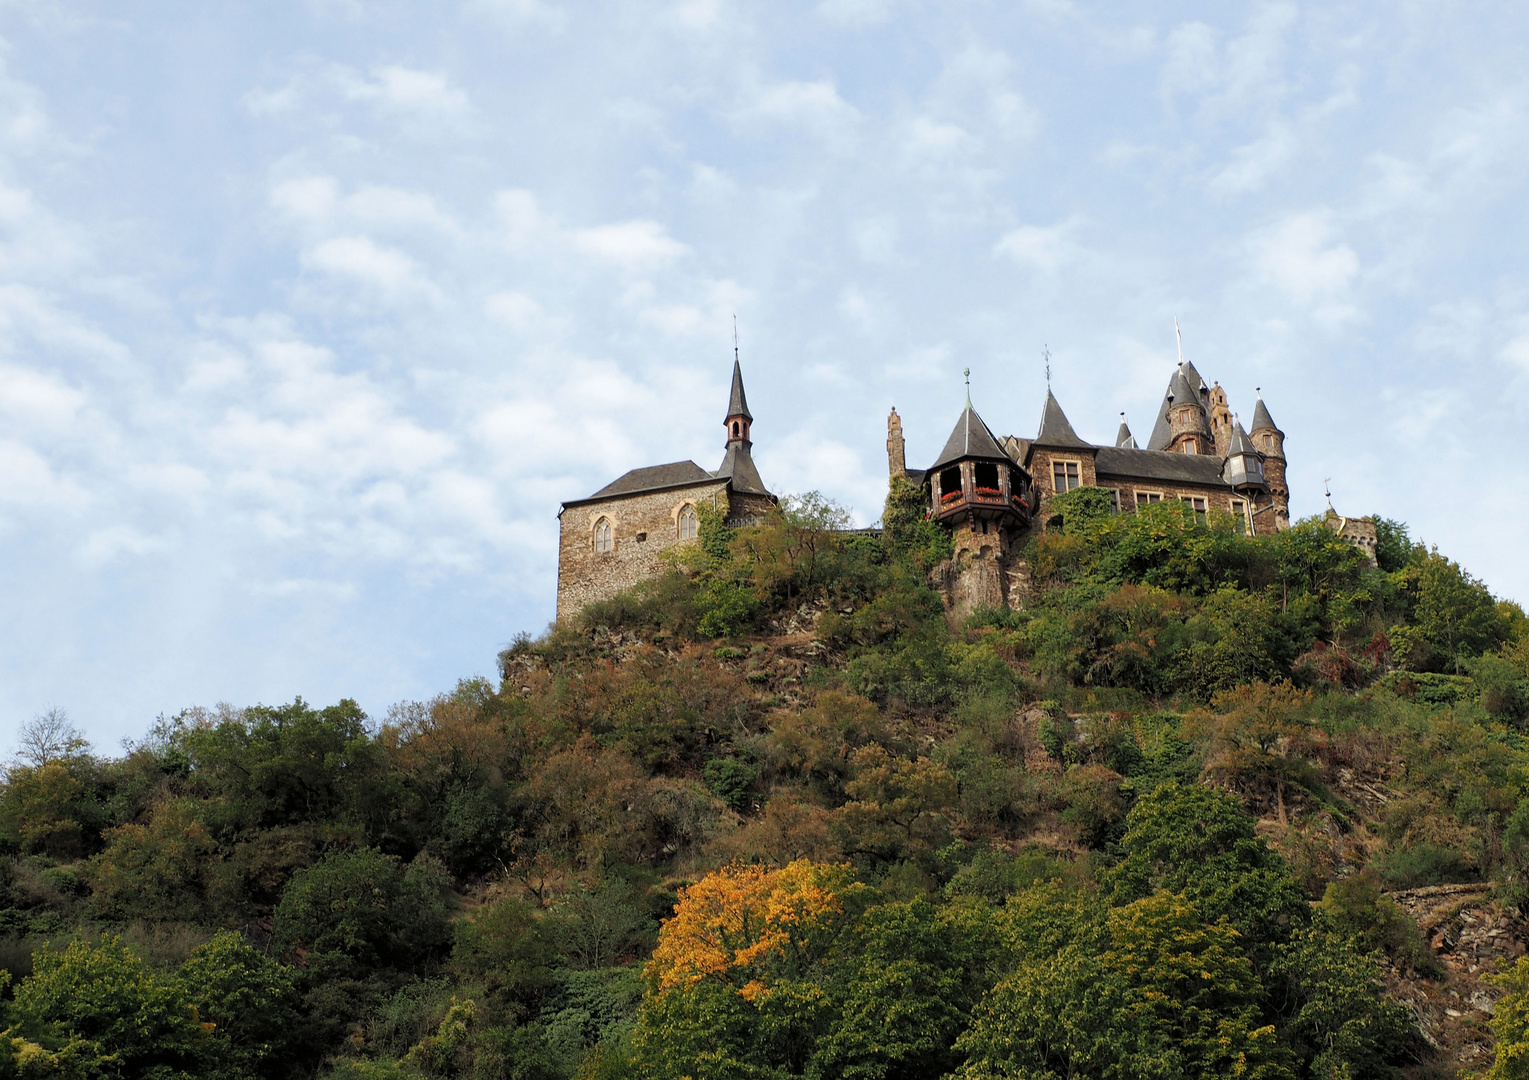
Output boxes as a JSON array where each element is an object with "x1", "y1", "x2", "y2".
[
  {"x1": 579, "y1": 460, "x2": 717, "y2": 502},
  {"x1": 1227, "y1": 421, "x2": 1258, "y2": 458},
  {"x1": 1146, "y1": 360, "x2": 1209, "y2": 450},
  {"x1": 1116, "y1": 418, "x2": 1137, "y2": 449},
  {"x1": 1093, "y1": 446, "x2": 1230, "y2": 485},
  {"x1": 930, "y1": 404, "x2": 1010, "y2": 471},
  {"x1": 717, "y1": 440, "x2": 770, "y2": 495},
  {"x1": 1250, "y1": 396, "x2": 1280, "y2": 434},
  {"x1": 726, "y1": 359, "x2": 752, "y2": 421},
  {"x1": 1034, "y1": 390, "x2": 1092, "y2": 449}
]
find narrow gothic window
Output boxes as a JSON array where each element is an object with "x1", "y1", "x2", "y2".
[
  {"x1": 1184, "y1": 441, "x2": 1197, "y2": 454},
  {"x1": 678, "y1": 506, "x2": 699, "y2": 540},
  {"x1": 732, "y1": 421, "x2": 741, "y2": 438},
  {"x1": 594, "y1": 518, "x2": 613, "y2": 553}
]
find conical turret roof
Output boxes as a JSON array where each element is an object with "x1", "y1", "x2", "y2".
[
  {"x1": 1167, "y1": 367, "x2": 1203, "y2": 411},
  {"x1": 1146, "y1": 360, "x2": 1208, "y2": 450},
  {"x1": 1116, "y1": 416, "x2": 1137, "y2": 449},
  {"x1": 1249, "y1": 395, "x2": 1279, "y2": 434},
  {"x1": 1035, "y1": 390, "x2": 1091, "y2": 448},
  {"x1": 930, "y1": 403, "x2": 1009, "y2": 471},
  {"x1": 726, "y1": 358, "x2": 752, "y2": 421}
]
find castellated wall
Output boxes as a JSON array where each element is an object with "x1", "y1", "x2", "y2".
[{"x1": 556, "y1": 481, "x2": 730, "y2": 620}]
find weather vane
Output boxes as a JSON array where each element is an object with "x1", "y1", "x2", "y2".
[
  {"x1": 733, "y1": 314, "x2": 739, "y2": 362},
  {"x1": 1043, "y1": 345, "x2": 1051, "y2": 389},
  {"x1": 1175, "y1": 317, "x2": 1184, "y2": 364}
]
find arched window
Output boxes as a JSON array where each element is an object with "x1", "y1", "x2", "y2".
[
  {"x1": 732, "y1": 421, "x2": 741, "y2": 438},
  {"x1": 678, "y1": 505, "x2": 699, "y2": 540},
  {"x1": 594, "y1": 518, "x2": 613, "y2": 553}
]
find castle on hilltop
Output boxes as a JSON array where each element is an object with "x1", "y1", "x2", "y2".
[
  {"x1": 557, "y1": 351, "x2": 1316, "y2": 620},
  {"x1": 555, "y1": 360, "x2": 777, "y2": 619},
  {"x1": 885, "y1": 356, "x2": 1291, "y2": 615}
]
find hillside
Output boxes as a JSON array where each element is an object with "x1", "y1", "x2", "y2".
[{"x1": 3, "y1": 486, "x2": 1529, "y2": 1080}]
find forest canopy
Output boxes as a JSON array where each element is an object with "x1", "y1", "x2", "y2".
[{"x1": 3, "y1": 488, "x2": 1529, "y2": 1079}]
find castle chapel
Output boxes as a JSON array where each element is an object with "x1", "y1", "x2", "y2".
[
  {"x1": 556, "y1": 361, "x2": 777, "y2": 618},
  {"x1": 556, "y1": 353, "x2": 1295, "y2": 620}
]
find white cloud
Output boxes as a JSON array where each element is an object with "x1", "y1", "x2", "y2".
[
  {"x1": 993, "y1": 218, "x2": 1085, "y2": 273},
  {"x1": 571, "y1": 220, "x2": 688, "y2": 269},
  {"x1": 1503, "y1": 335, "x2": 1529, "y2": 374},
  {"x1": 272, "y1": 176, "x2": 339, "y2": 222},
  {"x1": 485, "y1": 290, "x2": 545, "y2": 331},
  {"x1": 304, "y1": 235, "x2": 435, "y2": 297},
  {"x1": 738, "y1": 79, "x2": 861, "y2": 141},
  {"x1": 0, "y1": 363, "x2": 86, "y2": 430},
  {"x1": 817, "y1": 0, "x2": 896, "y2": 27},
  {"x1": 336, "y1": 65, "x2": 469, "y2": 119},
  {"x1": 1248, "y1": 211, "x2": 1359, "y2": 308}
]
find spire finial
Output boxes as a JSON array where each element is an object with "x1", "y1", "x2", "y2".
[
  {"x1": 1174, "y1": 317, "x2": 1184, "y2": 364},
  {"x1": 733, "y1": 313, "x2": 739, "y2": 363},
  {"x1": 963, "y1": 367, "x2": 971, "y2": 406},
  {"x1": 1324, "y1": 477, "x2": 1333, "y2": 510},
  {"x1": 1043, "y1": 345, "x2": 1051, "y2": 390}
]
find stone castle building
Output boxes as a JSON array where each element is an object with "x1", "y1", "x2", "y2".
[
  {"x1": 556, "y1": 351, "x2": 1325, "y2": 621},
  {"x1": 555, "y1": 360, "x2": 776, "y2": 618},
  {"x1": 886, "y1": 357, "x2": 1292, "y2": 617}
]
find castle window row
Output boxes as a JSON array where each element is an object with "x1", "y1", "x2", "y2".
[{"x1": 590, "y1": 503, "x2": 701, "y2": 553}]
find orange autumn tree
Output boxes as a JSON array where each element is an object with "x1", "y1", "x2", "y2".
[{"x1": 647, "y1": 859, "x2": 871, "y2": 999}]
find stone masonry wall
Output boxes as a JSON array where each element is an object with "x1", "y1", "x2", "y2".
[{"x1": 556, "y1": 481, "x2": 730, "y2": 620}]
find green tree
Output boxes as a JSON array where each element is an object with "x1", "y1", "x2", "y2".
[
  {"x1": 1486, "y1": 954, "x2": 1529, "y2": 1080},
  {"x1": 178, "y1": 930, "x2": 302, "y2": 1077},
  {"x1": 272, "y1": 848, "x2": 453, "y2": 978},
  {"x1": 7, "y1": 935, "x2": 228, "y2": 1079},
  {"x1": 957, "y1": 892, "x2": 1291, "y2": 1080},
  {"x1": 1102, "y1": 781, "x2": 1309, "y2": 964},
  {"x1": 1411, "y1": 548, "x2": 1507, "y2": 672}
]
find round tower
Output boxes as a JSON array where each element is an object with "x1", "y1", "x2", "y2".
[
  {"x1": 1165, "y1": 368, "x2": 1213, "y2": 455},
  {"x1": 1249, "y1": 392, "x2": 1289, "y2": 530}
]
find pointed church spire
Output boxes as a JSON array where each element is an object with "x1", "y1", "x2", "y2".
[
  {"x1": 726, "y1": 358, "x2": 752, "y2": 424},
  {"x1": 1116, "y1": 413, "x2": 1137, "y2": 449},
  {"x1": 717, "y1": 355, "x2": 768, "y2": 495}
]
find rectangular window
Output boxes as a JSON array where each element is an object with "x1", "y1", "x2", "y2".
[
  {"x1": 1181, "y1": 496, "x2": 1207, "y2": 523},
  {"x1": 1109, "y1": 489, "x2": 1120, "y2": 513},
  {"x1": 1230, "y1": 499, "x2": 1249, "y2": 534},
  {"x1": 1135, "y1": 491, "x2": 1162, "y2": 507},
  {"x1": 1052, "y1": 460, "x2": 1080, "y2": 493}
]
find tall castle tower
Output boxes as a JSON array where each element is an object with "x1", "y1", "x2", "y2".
[
  {"x1": 1165, "y1": 367, "x2": 1215, "y2": 455},
  {"x1": 1249, "y1": 393, "x2": 1289, "y2": 531}
]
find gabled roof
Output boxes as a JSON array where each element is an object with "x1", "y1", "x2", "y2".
[
  {"x1": 726, "y1": 359, "x2": 752, "y2": 421},
  {"x1": 1094, "y1": 446, "x2": 1230, "y2": 485},
  {"x1": 930, "y1": 403, "x2": 1010, "y2": 471},
  {"x1": 1249, "y1": 395, "x2": 1280, "y2": 435},
  {"x1": 716, "y1": 440, "x2": 770, "y2": 496},
  {"x1": 562, "y1": 460, "x2": 727, "y2": 509},
  {"x1": 1034, "y1": 390, "x2": 1092, "y2": 449}
]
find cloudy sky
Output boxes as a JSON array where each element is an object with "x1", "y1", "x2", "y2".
[{"x1": 4, "y1": 1, "x2": 1528, "y2": 751}]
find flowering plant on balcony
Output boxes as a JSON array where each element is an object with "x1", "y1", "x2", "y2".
[
  {"x1": 940, "y1": 490, "x2": 963, "y2": 504},
  {"x1": 973, "y1": 486, "x2": 1003, "y2": 498}
]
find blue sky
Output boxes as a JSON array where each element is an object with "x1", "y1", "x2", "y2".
[{"x1": 4, "y1": 1, "x2": 1528, "y2": 752}]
